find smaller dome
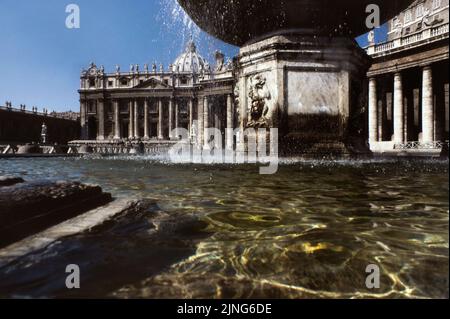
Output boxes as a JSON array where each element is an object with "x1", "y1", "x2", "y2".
[{"x1": 173, "y1": 40, "x2": 206, "y2": 73}]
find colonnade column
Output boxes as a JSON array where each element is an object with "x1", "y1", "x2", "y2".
[
  {"x1": 226, "y1": 94, "x2": 234, "y2": 150},
  {"x1": 422, "y1": 66, "x2": 434, "y2": 144},
  {"x1": 144, "y1": 99, "x2": 150, "y2": 140},
  {"x1": 129, "y1": 100, "x2": 134, "y2": 139},
  {"x1": 158, "y1": 99, "x2": 164, "y2": 140},
  {"x1": 379, "y1": 86, "x2": 388, "y2": 142},
  {"x1": 114, "y1": 100, "x2": 121, "y2": 139},
  {"x1": 393, "y1": 72, "x2": 404, "y2": 144},
  {"x1": 168, "y1": 98, "x2": 174, "y2": 139},
  {"x1": 97, "y1": 99, "x2": 105, "y2": 140},
  {"x1": 368, "y1": 78, "x2": 378, "y2": 144},
  {"x1": 203, "y1": 96, "x2": 210, "y2": 150},
  {"x1": 134, "y1": 99, "x2": 139, "y2": 138}
]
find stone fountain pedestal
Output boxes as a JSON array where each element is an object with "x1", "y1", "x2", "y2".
[{"x1": 235, "y1": 33, "x2": 371, "y2": 157}]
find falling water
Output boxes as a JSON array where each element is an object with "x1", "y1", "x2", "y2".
[
  {"x1": 156, "y1": 0, "x2": 238, "y2": 64},
  {"x1": 158, "y1": 0, "x2": 202, "y2": 50}
]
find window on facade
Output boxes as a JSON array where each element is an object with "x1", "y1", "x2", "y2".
[
  {"x1": 180, "y1": 77, "x2": 188, "y2": 85},
  {"x1": 87, "y1": 101, "x2": 96, "y2": 114},
  {"x1": 140, "y1": 80, "x2": 144, "y2": 84},
  {"x1": 404, "y1": 10, "x2": 412, "y2": 23},
  {"x1": 416, "y1": 4, "x2": 424, "y2": 18},
  {"x1": 89, "y1": 79, "x2": 95, "y2": 88},
  {"x1": 164, "y1": 79, "x2": 169, "y2": 85},
  {"x1": 108, "y1": 80, "x2": 114, "y2": 87},
  {"x1": 392, "y1": 17, "x2": 398, "y2": 29},
  {"x1": 433, "y1": 0, "x2": 441, "y2": 10},
  {"x1": 121, "y1": 79, "x2": 128, "y2": 86}
]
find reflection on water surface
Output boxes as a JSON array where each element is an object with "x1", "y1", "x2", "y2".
[{"x1": 0, "y1": 157, "x2": 448, "y2": 298}]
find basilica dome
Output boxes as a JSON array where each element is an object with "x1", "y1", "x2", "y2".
[{"x1": 173, "y1": 40, "x2": 206, "y2": 73}]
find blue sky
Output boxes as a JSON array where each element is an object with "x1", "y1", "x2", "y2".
[{"x1": 0, "y1": 0, "x2": 386, "y2": 112}]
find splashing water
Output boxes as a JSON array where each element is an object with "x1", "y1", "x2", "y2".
[
  {"x1": 157, "y1": 0, "x2": 202, "y2": 53},
  {"x1": 157, "y1": 0, "x2": 238, "y2": 64}
]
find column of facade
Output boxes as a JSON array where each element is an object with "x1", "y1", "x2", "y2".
[
  {"x1": 197, "y1": 98, "x2": 204, "y2": 147},
  {"x1": 214, "y1": 105, "x2": 220, "y2": 130},
  {"x1": 213, "y1": 102, "x2": 221, "y2": 149},
  {"x1": 188, "y1": 98, "x2": 194, "y2": 138},
  {"x1": 226, "y1": 94, "x2": 234, "y2": 150},
  {"x1": 80, "y1": 100, "x2": 88, "y2": 140},
  {"x1": 203, "y1": 96, "x2": 210, "y2": 150},
  {"x1": 175, "y1": 99, "x2": 179, "y2": 139},
  {"x1": 97, "y1": 99, "x2": 105, "y2": 140},
  {"x1": 158, "y1": 99, "x2": 164, "y2": 140},
  {"x1": 422, "y1": 66, "x2": 434, "y2": 144},
  {"x1": 129, "y1": 100, "x2": 134, "y2": 139},
  {"x1": 144, "y1": 99, "x2": 150, "y2": 139},
  {"x1": 113, "y1": 100, "x2": 121, "y2": 139},
  {"x1": 134, "y1": 99, "x2": 140, "y2": 138},
  {"x1": 168, "y1": 98, "x2": 174, "y2": 139},
  {"x1": 368, "y1": 78, "x2": 378, "y2": 143},
  {"x1": 393, "y1": 72, "x2": 404, "y2": 144}
]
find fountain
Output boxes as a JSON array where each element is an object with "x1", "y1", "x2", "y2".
[{"x1": 178, "y1": 0, "x2": 414, "y2": 156}]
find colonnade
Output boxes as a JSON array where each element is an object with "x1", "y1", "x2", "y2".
[{"x1": 368, "y1": 63, "x2": 449, "y2": 147}]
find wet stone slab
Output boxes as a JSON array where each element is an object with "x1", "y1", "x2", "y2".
[
  {"x1": 0, "y1": 200, "x2": 210, "y2": 298},
  {"x1": 0, "y1": 176, "x2": 24, "y2": 187},
  {"x1": 0, "y1": 180, "x2": 112, "y2": 248}
]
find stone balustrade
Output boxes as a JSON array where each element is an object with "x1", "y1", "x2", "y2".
[{"x1": 366, "y1": 23, "x2": 449, "y2": 56}]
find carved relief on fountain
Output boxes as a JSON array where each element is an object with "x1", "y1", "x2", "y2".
[{"x1": 246, "y1": 74, "x2": 272, "y2": 129}]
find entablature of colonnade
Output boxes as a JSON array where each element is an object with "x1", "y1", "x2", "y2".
[{"x1": 368, "y1": 39, "x2": 449, "y2": 77}]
